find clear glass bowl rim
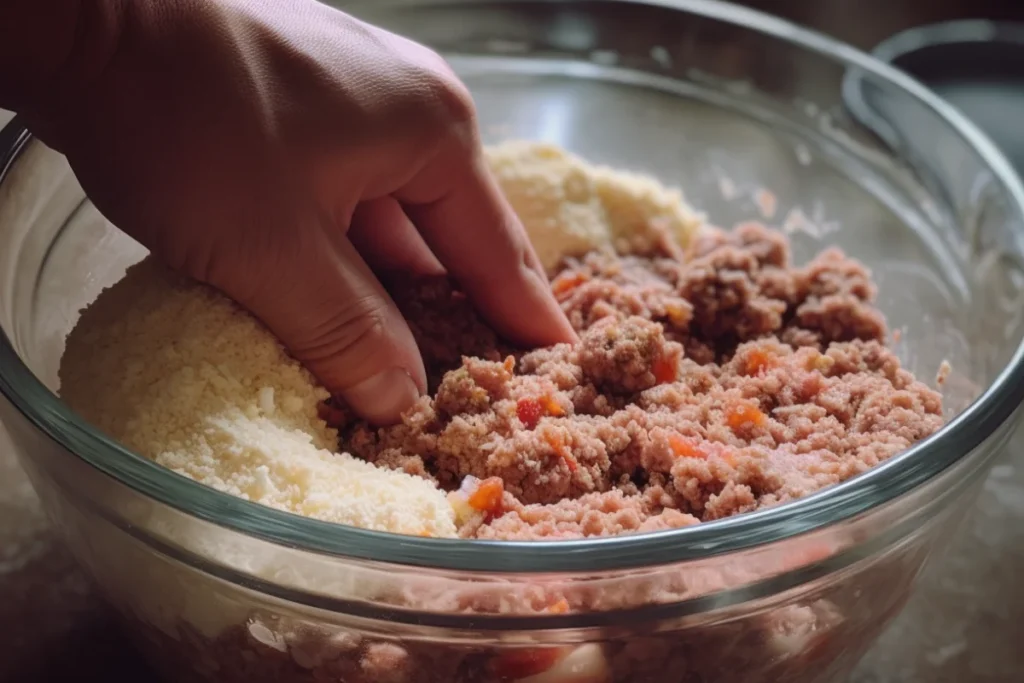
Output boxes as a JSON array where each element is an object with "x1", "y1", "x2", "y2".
[{"x1": 2, "y1": 0, "x2": 1024, "y2": 574}]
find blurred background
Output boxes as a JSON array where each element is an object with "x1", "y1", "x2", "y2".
[
  {"x1": 1, "y1": 1, "x2": 1023, "y2": 681},
  {"x1": 745, "y1": 0, "x2": 1023, "y2": 49}
]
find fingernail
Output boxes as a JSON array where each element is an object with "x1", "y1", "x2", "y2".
[{"x1": 343, "y1": 368, "x2": 421, "y2": 426}]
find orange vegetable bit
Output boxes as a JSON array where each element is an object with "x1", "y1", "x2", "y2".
[
  {"x1": 664, "y1": 302, "x2": 689, "y2": 327},
  {"x1": 561, "y1": 452, "x2": 579, "y2": 473},
  {"x1": 544, "y1": 431, "x2": 567, "y2": 456},
  {"x1": 804, "y1": 351, "x2": 835, "y2": 373},
  {"x1": 652, "y1": 354, "x2": 679, "y2": 385},
  {"x1": 547, "y1": 598, "x2": 571, "y2": 614},
  {"x1": 489, "y1": 647, "x2": 568, "y2": 681},
  {"x1": 668, "y1": 433, "x2": 706, "y2": 460},
  {"x1": 742, "y1": 348, "x2": 777, "y2": 376},
  {"x1": 726, "y1": 400, "x2": 768, "y2": 431},
  {"x1": 551, "y1": 272, "x2": 589, "y2": 297},
  {"x1": 467, "y1": 477, "x2": 505, "y2": 513},
  {"x1": 503, "y1": 356, "x2": 516, "y2": 374},
  {"x1": 517, "y1": 398, "x2": 544, "y2": 430},
  {"x1": 542, "y1": 431, "x2": 578, "y2": 473},
  {"x1": 540, "y1": 394, "x2": 565, "y2": 418}
]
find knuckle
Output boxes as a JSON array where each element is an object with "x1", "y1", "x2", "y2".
[
  {"x1": 398, "y1": 46, "x2": 477, "y2": 128},
  {"x1": 383, "y1": 37, "x2": 479, "y2": 144},
  {"x1": 424, "y1": 68, "x2": 477, "y2": 126}
]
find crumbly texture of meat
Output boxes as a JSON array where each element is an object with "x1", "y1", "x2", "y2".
[{"x1": 341, "y1": 223, "x2": 944, "y2": 540}]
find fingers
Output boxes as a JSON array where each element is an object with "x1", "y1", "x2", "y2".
[
  {"x1": 349, "y1": 197, "x2": 444, "y2": 277},
  {"x1": 397, "y1": 149, "x2": 578, "y2": 348},
  {"x1": 225, "y1": 227, "x2": 427, "y2": 426}
]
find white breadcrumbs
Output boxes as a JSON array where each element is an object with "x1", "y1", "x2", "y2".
[
  {"x1": 485, "y1": 141, "x2": 703, "y2": 270},
  {"x1": 58, "y1": 258, "x2": 458, "y2": 538}
]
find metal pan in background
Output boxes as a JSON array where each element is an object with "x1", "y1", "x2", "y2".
[
  {"x1": 844, "y1": 20, "x2": 1024, "y2": 175},
  {"x1": 879, "y1": 21, "x2": 1024, "y2": 172},
  {"x1": 843, "y1": 20, "x2": 1024, "y2": 265}
]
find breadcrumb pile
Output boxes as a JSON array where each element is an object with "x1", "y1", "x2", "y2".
[
  {"x1": 58, "y1": 259, "x2": 458, "y2": 537},
  {"x1": 486, "y1": 141, "x2": 703, "y2": 271}
]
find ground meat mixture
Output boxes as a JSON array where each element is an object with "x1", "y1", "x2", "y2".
[
  {"x1": 58, "y1": 144, "x2": 950, "y2": 683},
  {"x1": 339, "y1": 223, "x2": 943, "y2": 540}
]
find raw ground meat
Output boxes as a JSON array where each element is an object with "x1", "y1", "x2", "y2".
[{"x1": 340, "y1": 223, "x2": 943, "y2": 540}]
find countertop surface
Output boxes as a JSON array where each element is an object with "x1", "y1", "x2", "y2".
[{"x1": 2, "y1": 1, "x2": 1024, "y2": 681}]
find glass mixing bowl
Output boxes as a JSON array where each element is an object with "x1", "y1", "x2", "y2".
[{"x1": 2, "y1": 1, "x2": 1024, "y2": 682}]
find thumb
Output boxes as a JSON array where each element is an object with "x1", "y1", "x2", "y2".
[{"x1": 222, "y1": 230, "x2": 427, "y2": 426}]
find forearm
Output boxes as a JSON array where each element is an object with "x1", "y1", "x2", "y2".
[{"x1": 0, "y1": 0, "x2": 126, "y2": 117}]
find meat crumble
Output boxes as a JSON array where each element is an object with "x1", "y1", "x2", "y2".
[{"x1": 339, "y1": 222, "x2": 943, "y2": 540}]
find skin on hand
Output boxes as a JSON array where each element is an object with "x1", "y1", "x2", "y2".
[{"x1": 15, "y1": 0, "x2": 577, "y2": 425}]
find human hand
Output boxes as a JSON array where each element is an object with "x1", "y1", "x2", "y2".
[{"x1": 25, "y1": 0, "x2": 576, "y2": 425}]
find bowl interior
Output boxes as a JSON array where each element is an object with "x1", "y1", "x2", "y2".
[{"x1": 2, "y1": 0, "x2": 1024, "y2": 573}]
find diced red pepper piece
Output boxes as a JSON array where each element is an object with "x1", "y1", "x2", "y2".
[
  {"x1": 517, "y1": 398, "x2": 544, "y2": 430},
  {"x1": 489, "y1": 647, "x2": 568, "y2": 681},
  {"x1": 519, "y1": 394, "x2": 565, "y2": 429},
  {"x1": 653, "y1": 355, "x2": 678, "y2": 385}
]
